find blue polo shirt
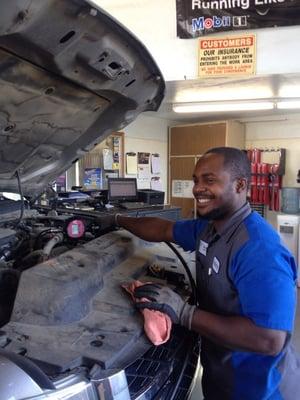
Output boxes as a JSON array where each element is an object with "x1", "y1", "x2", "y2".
[{"x1": 173, "y1": 206, "x2": 298, "y2": 400}]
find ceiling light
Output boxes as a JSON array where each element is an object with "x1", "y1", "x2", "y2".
[
  {"x1": 278, "y1": 84, "x2": 300, "y2": 98},
  {"x1": 277, "y1": 100, "x2": 300, "y2": 109},
  {"x1": 173, "y1": 101, "x2": 274, "y2": 113},
  {"x1": 175, "y1": 86, "x2": 274, "y2": 103}
]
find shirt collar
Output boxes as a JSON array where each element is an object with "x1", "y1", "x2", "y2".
[{"x1": 214, "y1": 202, "x2": 252, "y2": 238}]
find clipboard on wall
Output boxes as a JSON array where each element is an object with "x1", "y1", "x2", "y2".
[
  {"x1": 126, "y1": 152, "x2": 137, "y2": 174},
  {"x1": 151, "y1": 153, "x2": 161, "y2": 174}
]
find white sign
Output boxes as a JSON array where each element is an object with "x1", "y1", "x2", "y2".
[
  {"x1": 198, "y1": 34, "x2": 256, "y2": 77},
  {"x1": 172, "y1": 180, "x2": 194, "y2": 198},
  {"x1": 138, "y1": 165, "x2": 150, "y2": 179},
  {"x1": 137, "y1": 178, "x2": 150, "y2": 189},
  {"x1": 151, "y1": 177, "x2": 162, "y2": 191}
]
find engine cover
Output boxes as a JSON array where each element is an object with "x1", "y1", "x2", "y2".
[
  {"x1": 0, "y1": 231, "x2": 167, "y2": 374},
  {"x1": 0, "y1": 228, "x2": 16, "y2": 248}
]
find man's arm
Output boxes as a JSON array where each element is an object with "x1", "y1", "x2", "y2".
[
  {"x1": 191, "y1": 309, "x2": 286, "y2": 356},
  {"x1": 116, "y1": 215, "x2": 175, "y2": 243},
  {"x1": 134, "y1": 285, "x2": 287, "y2": 356}
]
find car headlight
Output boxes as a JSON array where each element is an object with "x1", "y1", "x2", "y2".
[
  {"x1": 24, "y1": 381, "x2": 97, "y2": 400},
  {"x1": 24, "y1": 369, "x2": 131, "y2": 400}
]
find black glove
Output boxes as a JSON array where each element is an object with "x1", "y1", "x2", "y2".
[{"x1": 134, "y1": 284, "x2": 196, "y2": 330}]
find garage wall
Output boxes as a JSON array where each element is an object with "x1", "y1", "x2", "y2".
[
  {"x1": 245, "y1": 116, "x2": 300, "y2": 227},
  {"x1": 246, "y1": 117, "x2": 300, "y2": 187},
  {"x1": 123, "y1": 114, "x2": 174, "y2": 199},
  {"x1": 124, "y1": 114, "x2": 300, "y2": 209}
]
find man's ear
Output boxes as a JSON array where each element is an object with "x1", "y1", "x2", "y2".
[{"x1": 236, "y1": 178, "x2": 247, "y2": 193}]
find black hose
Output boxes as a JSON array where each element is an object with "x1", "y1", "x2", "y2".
[
  {"x1": 35, "y1": 229, "x2": 64, "y2": 250},
  {"x1": 15, "y1": 170, "x2": 24, "y2": 226},
  {"x1": 164, "y1": 241, "x2": 197, "y2": 306}
]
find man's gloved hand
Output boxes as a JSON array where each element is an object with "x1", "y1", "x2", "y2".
[{"x1": 134, "y1": 284, "x2": 196, "y2": 330}]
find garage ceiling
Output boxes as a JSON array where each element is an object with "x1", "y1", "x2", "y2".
[
  {"x1": 94, "y1": 1, "x2": 300, "y2": 125},
  {"x1": 148, "y1": 73, "x2": 300, "y2": 123}
]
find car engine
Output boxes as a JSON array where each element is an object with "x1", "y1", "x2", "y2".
[
  {"x1": 0, "y1": 197, "x2": 199, "y2": 399},
  {"x1": 0, "y1": 0, "x2": 199, "y2": 396}
]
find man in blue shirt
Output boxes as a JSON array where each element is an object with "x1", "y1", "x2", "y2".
[{"x1": 114, "y1": 147, "x2": 300, "y2": 399}]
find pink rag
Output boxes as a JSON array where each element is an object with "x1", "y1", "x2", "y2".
[{"x1": 122, "y1": 280, "x2": 172, "y2": 345}]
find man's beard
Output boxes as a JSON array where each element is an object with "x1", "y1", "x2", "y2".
[{"x1": 197, "y1": 205, "x2": 229, "y2": 221}]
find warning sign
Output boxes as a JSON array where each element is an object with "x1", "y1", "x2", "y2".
[{"x1": 198, "y1": 34, "x2": 256, "y2": 77}]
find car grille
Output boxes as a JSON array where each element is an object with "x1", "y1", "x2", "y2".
[{"x1": 125, "y1": 326, "x2": 200, "y2": 400}]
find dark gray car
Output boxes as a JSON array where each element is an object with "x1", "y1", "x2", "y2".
[{"x1": 0, "y1": 1, "x2": 199, "y2": 398}]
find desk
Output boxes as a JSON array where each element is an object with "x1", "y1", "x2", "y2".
[
  {"x1": 35, "y1": 204, "x2": 181, "y2": 222},
  {"x1": 124, "y1": 205, "x2": 181, "y2": 221}
]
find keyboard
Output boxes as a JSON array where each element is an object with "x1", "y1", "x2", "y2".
[{"x1": 119, "y1": 201, "x2": 146, "y2": 210}]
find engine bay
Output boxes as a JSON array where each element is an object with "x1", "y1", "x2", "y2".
[{"x1": 0, "y1": 195, "x2": 192, "y2": 383}]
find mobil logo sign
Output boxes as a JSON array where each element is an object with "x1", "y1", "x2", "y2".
[
  {"x1": 192, "y1": 16, "x2": 231, "y2": 31},
  {"x1": 192, "y1": 15, "x2": 248, "y2": 32}
]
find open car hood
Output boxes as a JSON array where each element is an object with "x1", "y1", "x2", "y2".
[{"x1": 0, "y1": 0, "x2": 165, "y2": 197}]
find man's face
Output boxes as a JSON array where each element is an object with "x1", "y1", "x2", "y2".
[{"x1": 192, "y1": 153, "x2": 244, "y2": 221}]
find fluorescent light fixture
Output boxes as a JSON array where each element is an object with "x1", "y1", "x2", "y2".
[
  {"x1": 173, "y1": 101, "x2": 274, "y2": 113},
  {"x1": 278, "y1": 84, "x2": 300, "y2": 98},
  {"x1": 175, "y1": 86, "x2": 273, "y2": 103},
  {"x1": 277, "y1": 100, "x2": 300, "y2": 109}
]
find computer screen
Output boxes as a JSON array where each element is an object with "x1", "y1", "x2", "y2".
[{"x1": 108, "y1": 178, "x2": 138, "y2": 202}]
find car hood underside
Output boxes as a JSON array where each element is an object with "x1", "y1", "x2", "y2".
[{"x1": 0, "y1": 0, "x2": 164, "y2": 197}]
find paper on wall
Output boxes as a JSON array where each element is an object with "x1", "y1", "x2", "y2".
[
  {"x1": 151, "y1": 177, "x2": 162, "y2": 191},
  {"x1": 138, "y1": 165, "x2": 150, "y2": 179},
  {"x1": 103, "y1": 148, "x2": 113, "y2": 170},
  {"x1": 172, "y1": 180, "x2": 194, "y2": 198},
  {"x1": 126, "y1": 153, "x2": 137, "y2": 174},
  {"x1": 138, "y1": 152, "x2": 150, "y2": 165},
  {"x1": 137, "y1": 178, "x2": 151, "y2": 189},
  {"x1": 151, "y1": 154, "x2": 161, "y2": 174}
]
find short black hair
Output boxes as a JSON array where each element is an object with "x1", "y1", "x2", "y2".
[{"x1": 204, "y1": 147, "x2": 251, "y2": 187}]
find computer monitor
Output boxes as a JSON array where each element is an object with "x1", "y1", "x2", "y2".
[{"x1": 107, "y1": 178, "x2": 138, "y2": 202}]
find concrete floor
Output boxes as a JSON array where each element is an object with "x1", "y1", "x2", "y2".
[{"x1": 189, "y1": 289, "x2": 300, "y2": 400}]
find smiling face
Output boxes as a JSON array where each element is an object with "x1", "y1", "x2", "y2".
[{"x1": 192, "y1": 152, "x2": 247, "y2": 224}]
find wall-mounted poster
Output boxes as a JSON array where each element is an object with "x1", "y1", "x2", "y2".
[
  {"x1": 138, "y1": 152, "x2": 150, "y2": 165},
  {"x1": 83, "y1": 168, "x2": 102, "y2": 189},
  {"x1": 176, "y1": 0, "x2": 300, "y2": 39},
  {"x1": 172, "y1": 180, "x2": 194, "y2": 198},
  {"x1": 138, "y1": 152, "x2": 150, "y2": 181},
  {"x1": 198, "y1": 34, "x2": 256, "y2": 77}
]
